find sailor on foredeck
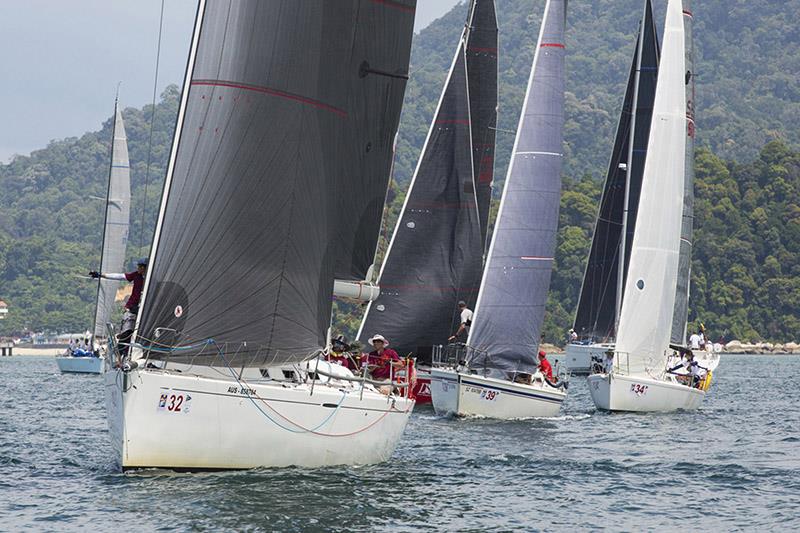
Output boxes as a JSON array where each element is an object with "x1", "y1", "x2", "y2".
[{"x1": 448, "y1": 301, "x2": 473, "y2": 342}]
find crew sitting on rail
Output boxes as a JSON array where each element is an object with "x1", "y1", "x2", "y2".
[
  {"x1": 363, "y1": 334, "x2": 403, "y2": 380},
  {"x1": 667, "y1": 351, "x2": 707, "y2": 388},
  {"x1": 537, "y1": 350, "x2": 554, "y2": 381},
  {"x1": 327, "y1": 334, "x2": 355, "y2": 370}
]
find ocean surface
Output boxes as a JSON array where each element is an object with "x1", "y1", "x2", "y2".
[{"x1": 1, "y1": 354, "x2": 798, "y2": 532}]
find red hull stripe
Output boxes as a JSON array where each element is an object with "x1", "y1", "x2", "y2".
[{"x1": 192, "y1": 79, "x2": 347, "y2": 117}]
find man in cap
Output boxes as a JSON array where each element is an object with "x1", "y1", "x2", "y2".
[
  {"x1": 364, "y1": 334, "x2": 403, "y2": 381},
  {"x1": 448, "y1": 300, "x2": 473, "y2": 342},
  {"x1": 537, "y1": 350, "x2": 554, "y2": 381},
  {"x1": 327, "y1": 334, "x2": 355, "y2": 370}
]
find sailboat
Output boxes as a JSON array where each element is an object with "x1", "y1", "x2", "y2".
[
  {"x1": 587, "y1": 0, "x2": 706, "y2": 412},
  {"x1": 560, "y1": 0, "x2": 660, "y2": 375},
  {"x1": 57, "y1": 98, "x2": 130, "y2": 374},
  {"x1": 104, "y1": 0, "x2": 418, "y2": 470},
  {"x1": 356, "y1": 0, "x2": 497, "y2": 405},
  {"x1": 430, "y1": 0, "x2": 568, "y2": 419}
]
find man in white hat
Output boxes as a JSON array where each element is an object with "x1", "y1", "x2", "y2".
[{"x1": 364, "y1": 334, "x2": 402, "y2": 381}]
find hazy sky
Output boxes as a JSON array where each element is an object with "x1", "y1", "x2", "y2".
[{"x1": 0, "y1": 1, "x2": 461, "y2": 162}]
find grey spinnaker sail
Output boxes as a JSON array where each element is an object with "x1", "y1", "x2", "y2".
[
  {"x1": 572, "y1": 0, "x2": 659, "y2": 342},
  {"x1": 136, "y1": 0, "x2": 416, "y2": 366},
  {"x1": 467, "y1": 0, "x2": 566, "y2": 377},
  {"x1": 357, "y1": 38, "x2": 482, "y2": 359},
  {"x1": 93, "y1": 102, "x2": 131, "y2": 339},
  {"x1": 466, "y1": 0, "x2": 498, "y2": 251},
  {"x1": 670, "y1": 0, "x2": 695, "y2": 345}
]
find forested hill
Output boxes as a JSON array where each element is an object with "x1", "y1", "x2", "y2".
[{"x1": 1, "y1": 0, "x2": 798, "y2": 341}]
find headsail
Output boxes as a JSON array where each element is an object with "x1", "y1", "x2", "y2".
[
  {"x1": 466, "y1": 0, "x2": 498, "y2": 251},
  {"x1": 357, "y1": 27, "x2": 482, "y2": 358},
  {"x1": 572, "y1": 0, "x2": 659, "y2": 342},
  {"x1": 135, "y1": 0, "x2": 416, "y2": 366},
  {"x1": 615, "y1": 0, "x2": 686, "y2": 375},
  {"x1": 467, "y1": 0, "x2": 567, "y2": 376},
  {"x1": 670, "y1": 0, "x2": 695, "y2": 345},
  {"x1": 93, "y1": 102, "x2": 131, "y2": 338}
]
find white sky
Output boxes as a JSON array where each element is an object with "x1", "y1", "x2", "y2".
[{"x1": 0, "y1": 0, "x2": 460, "y2": 162}]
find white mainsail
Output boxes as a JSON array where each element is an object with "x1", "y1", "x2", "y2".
[
  {"x1": 93, "y1": 103, "x2": 131, "y2": 339},
  {"x1": 614, "y1": 0, "x2": 686, "y2": 376}
]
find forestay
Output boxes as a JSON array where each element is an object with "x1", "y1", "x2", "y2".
[
  {"x1": 136, "y1": 0, "x2": 416, "y2": 367},
  {"x1": 572, "y1": 0, "x2": 659, "y2": 342},
  {"x1": 93, "y1": 103, "x2": 131, "y2": 339},
  {"x1": 357, "y1": 33, "x2": 482, "y2": 359},
  {"x1": 467, "y1": 0, "x2": 567, "y2": 377},
  {"x1": 615, "y1": 0, "x2": 686, "y2": 375},
  {"x1": 670, "y1": 0, "x2": 696, "y2": 345}
]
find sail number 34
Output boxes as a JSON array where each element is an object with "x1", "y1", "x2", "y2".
[{"x1": 630, "y1": 384, "x2": 648, "y2": 396}]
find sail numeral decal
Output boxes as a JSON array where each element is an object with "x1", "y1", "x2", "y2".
[
  {"x1": 157, "y1": 390, "x2": 192, "y2": 413},
  {"x1": 630, "y1": 384, "x2": 648, "y2": 396},
  {"x1": 466, "y1": 386, "x2": 499, "y2": 401}
]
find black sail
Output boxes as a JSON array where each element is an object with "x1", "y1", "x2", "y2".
[
  {"x1": 466, "y1": 0, "x2": 498, "y2": 250},
  {"x1": 357, "y1": 40, "x2": 482, "y2": 359},
  {"x1": 136, "y1": 0, "x2": 416, "y2": 366},
  {"x1": 572, "y1": 0, "x2": 659, "y2": 342}
]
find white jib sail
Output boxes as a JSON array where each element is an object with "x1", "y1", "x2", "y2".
[
  {"x1": 614, "y1": 0, "x2": 686, "y2": 376},
  {"x1": 93, "y1": 105, "x2": 131, "y2": 338}
]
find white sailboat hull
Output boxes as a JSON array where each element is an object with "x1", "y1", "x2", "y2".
[
  {"x1": 105, "y1": 366, "x2": 414, "y2": 470},
  {"x1": 430, "y1": 368, "x2": 566, "y2": 419},
  {"x1": 56, "y1": 355, "x2": 105, "y2": 374},
  {"x1": 587, "y1": 372, "x2": 704, "y2": 412},
  {"x1": 556, "y1": 342, "x2": 615, "y2": 375}
]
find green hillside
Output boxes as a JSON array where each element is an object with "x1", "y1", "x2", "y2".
[{"x1": 1, "y1": 0, "x2": 798, "y2": 342}]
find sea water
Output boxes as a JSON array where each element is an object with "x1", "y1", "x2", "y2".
[{"x1": 1, "y1": 354, "x2": 797, "y2": 531}]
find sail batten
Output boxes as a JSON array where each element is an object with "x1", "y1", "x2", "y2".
[
  {"x1": 572, "y1": 0, "x2": 659, "y2": 342},
  {"x1": 615, "y1": 0, "x2": 686, "y2": 374},
  {"x1": 136, "y1": 0, "x2": 416, "y2": 366},
  {"x1": 467, "y1": 0, "x2": 567, "y2": 376},
  {"x1": 93, "y1": 103, "x2": 131, "y2": 339}
]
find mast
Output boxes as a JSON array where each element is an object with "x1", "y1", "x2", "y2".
[
  {"x1": 467, "y1": 0, "x2": 567, "y2": 376},
  {"x1": 615, "y1": 4, "x2": 648, "y2": 335},
  {"x1": 357, "y1": 16, "x2": 482, "y2": 357}
]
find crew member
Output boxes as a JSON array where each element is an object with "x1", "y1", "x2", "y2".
[
  {"x1": 602, "y1": 350, "x2": 615, "y2": 374},
  {"x1": 89, "y1": 258, "x2": 147, "y2": 359},
  {"x1": 448, "y1": 301, "x2": 473, "y2": 342},
  {"x1": 364, "y1": 334, "x2": 403, "y2": 381},
  {"x1": 328, "y1": 334, "x2": 355, "y2": 370},
  {"x1": 537, "y1": 350, "x2": 553, "y2": 381}
]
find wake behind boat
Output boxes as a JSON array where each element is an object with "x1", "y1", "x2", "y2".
[
  {"x1": 430, "y1": 0, "x2": 569, "y2": 420},
  {"x1": 105, "y1": 0, "x2": 418, "y2": 470}
]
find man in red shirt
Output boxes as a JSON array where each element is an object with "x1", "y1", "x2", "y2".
[
  {"x1": 537, "y1": 350, "x2": 553, "y2": 381},
  {"x1": 364, "y1": 334, "x2": 403, "y2": 381},
  {"x1": 90, "y1": 258, "x2": 147, "y2": 315}
]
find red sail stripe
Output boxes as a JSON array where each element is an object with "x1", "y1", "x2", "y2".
[
  {"x1": 371, "y1": 0, "x2": 415, "y2": 13},
  {"x1": 540, "y1": 43, "x2": 565, "y2": 49},
  {"x1": 191, "y1": 79, "x2": 347, "y2": 117}
]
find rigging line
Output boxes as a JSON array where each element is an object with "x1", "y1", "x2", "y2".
[{"x1": 138, "y1": 0, "x2": 167, "y2": 254}]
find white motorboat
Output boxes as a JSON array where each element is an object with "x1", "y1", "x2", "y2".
[
  {"x1": 557, "y1": 342, "x2": 615, "y2": 375},
  {"x1": 429, "y1": 0, "x2": 569, "y2": 419},
  {"x1": 430, "y1": 367, "x2": 565, "y2": 419},
  {"x1": 105, "y1": 0, "x2": 417, "y2": 470},
  {"x1": 589, "y1": 0, "x2": 707, "y2": 412},
  {"x1": 56, "y1": 353, "x2": 104, "y2": 374}
]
